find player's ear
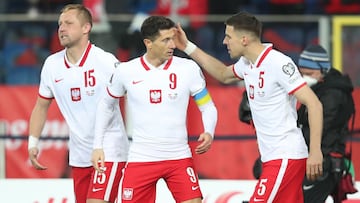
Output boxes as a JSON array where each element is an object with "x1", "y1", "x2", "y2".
[
  {"x1": 143, "y1": 39, "x2": 152, "y2": 49},
  {"x1": 83, "y1": 22, "x2": 92, "y2": 34}
]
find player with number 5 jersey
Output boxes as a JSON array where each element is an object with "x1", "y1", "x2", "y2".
[
  {"x1": 174, "y1": 11, "x2": 323, "y2": 203},
  {"x1": 94, "y1": 16, "x2": 218, "y2": 203},
  {"x1": 28, "y1": 4, "x2": 129, "y2": 203}
]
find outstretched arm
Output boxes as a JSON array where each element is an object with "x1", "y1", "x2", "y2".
[
  {"x1": 28, "y1": 97, "x2": 52, "y2": 170},
  {"x1": 174, "y1": 23, "x2": 238, "y2": 84}
]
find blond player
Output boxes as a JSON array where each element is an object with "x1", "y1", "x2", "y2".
[{"x1": 28, "y1": 4, "x2": 129, "y2": 203}]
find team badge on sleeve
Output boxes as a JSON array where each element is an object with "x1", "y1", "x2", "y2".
[
  {"x1": 109, "y1": 74, "x2": 114, "y2": 84},
  {"x1": 282, "y1": 63, "x2": 295, "y2": 77},
  {"x1": 114, "y1": 61, "x2": 121, "y2": 68}
]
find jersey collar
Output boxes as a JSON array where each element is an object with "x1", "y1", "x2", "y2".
[
  {"x1": 64, "y1": 42, "x2": 92, "y2": 68},
  {"x1": 254, "y1": 44, "x2": 272, "y2": 68},
  {"x1": 140, "y1": 55, "x2": 173, "y2": 71}
]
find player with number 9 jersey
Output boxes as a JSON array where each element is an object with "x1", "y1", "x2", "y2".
[{"x1": 95, "y1": 16, "x2": 217, "y2": 203}]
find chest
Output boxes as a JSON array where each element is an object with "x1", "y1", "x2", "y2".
[
  {"x1": 51, "y1": 65, "x2": 108, "y2": 102},
  {"x1": 243, "y1": 67, "x2": 280, "y2": 101},
  {"x1": 125, "y1": 68, "x2": 192, "y2": 104}
]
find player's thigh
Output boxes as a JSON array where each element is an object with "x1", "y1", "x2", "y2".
[
  {"x1": 250, "y1": 158, "x2": 306, "y2": 203},
  {"x1": 165, "y1": 158, "x2": 202, "y2": 202},
  {"x1": 121, "y1": 162, "x2": 161, "y2": 203},
  {"x1": 72, "y1": 166, "x2": 93, "y2": 203},
  {"x1": 88, "y1": 162, "x2": 125, "y2": 203}
]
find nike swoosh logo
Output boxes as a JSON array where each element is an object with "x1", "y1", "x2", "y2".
[
  {"x1": 92, "y1": 188, "x2": 104, "y2": 192},
  {"x1": 303, "y1": 184, "x2": 314, "y2": 190},
  {"x1": 132, "y1": 80, "x2": 143, "y2": 84},
  {"x1": 253, "y1": 198, "x2": 264, "y2": 202},
  {"x1": 55, "y1": 78, "x2": 64, "y2": 83},
  {"x1": 191, "y1": 186, "x2": 199, "y2": 190}
]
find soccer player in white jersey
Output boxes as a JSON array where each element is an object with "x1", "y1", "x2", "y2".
[
  {"x1": 174, "y1": 11, "x2": 323, "y2": 203},
  {"x1": 94, "y1": 16, "x2": 217, "y2": 203},
  {"x1": 27, "y1": 4, "x2": 129, "y2": 203}
]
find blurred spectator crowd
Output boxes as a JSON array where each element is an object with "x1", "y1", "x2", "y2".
[{"x1": 1, "y1": 0, "x2": 360, "y2": 85}]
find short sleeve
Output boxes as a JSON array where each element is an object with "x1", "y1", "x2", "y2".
[
  {"x1": 38, "y1": 58, "x2": 54, "y2": 99},
  {"x1": 233, "y1": 57, "x2": 249, "y2": 79},
  {"x1": 189, "y1": 61, "x2": 206, "y2": 96},
  {"x1": 107, "y1": 65, "x2": 126, "y2": 98},
  {"x1": 275, "y1": 60, "x2": 306, "y2": 94}
]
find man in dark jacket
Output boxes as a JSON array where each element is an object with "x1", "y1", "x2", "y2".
[{"x1": 297, "y1": 44, "x2": 355, "y2": 203}]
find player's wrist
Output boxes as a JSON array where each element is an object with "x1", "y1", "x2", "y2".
[
  {"x1": 28, "y1": 135, "x2": 39, "y2": 150},
  {"x1": 205, "y1": 131, "x2": 214, "y2": 138},
  {"x1": 183, "y1": 41, "x2": 197, "y2": 55}
]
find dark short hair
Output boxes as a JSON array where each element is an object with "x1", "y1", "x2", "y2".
[
  {"x1": 225, "y1": 11, "x2": 262, "y2": 38},
  {"x1": 141, "y1": 16, "x2": 175, "y2": 41}
]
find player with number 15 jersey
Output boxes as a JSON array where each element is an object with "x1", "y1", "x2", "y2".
[{"x1": 39, "y1": 43, "x2": 129, "y2": 202}]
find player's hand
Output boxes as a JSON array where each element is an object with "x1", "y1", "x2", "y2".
[
  {"x1": 91, "y1": 149, "x2": 105, "y2": 173},
  {"x1": 306, "y1": 149, "x2": 323, "y2": 181},
  {"x1": 173, "y1": 23, "x2": 189, "y2": 51},
  {"x1": 28, "y1": 147, "x2": 47, "y2": 170},
  {"x1": 195, "y1": 132, "x2": 213, "y2": 154}
]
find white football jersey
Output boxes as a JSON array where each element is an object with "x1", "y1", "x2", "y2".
[
  {"x1": 233, "y1": 44, "x2": 308, "y2": 162},
  {"x1": 39, "y1": 43, "x2": 129, "y2": 167},
  {"x1": 108, "y1": 55, "x2": 206, "y2": 162}
]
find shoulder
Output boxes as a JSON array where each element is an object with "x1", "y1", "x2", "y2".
[
  {"x1": 44, "y1": 50, "x2": 65, "y2": 66},
  {"x1": 171, "y1": 56, "x2": 200, "y2": 69},
  {"x1": 91, "y1": 45, "x2": 117, "y2": 60},
  {"x1": 114, "y1": 57, "x2": 140, "y2": 72},
  {"x1": 265, "y1": 50, "x2": 298, "y2": 75},
  {"x1": 122, "y1": 57, "x2": 141, "y2": 67},
  {"x1": 268, "y1": 49, "x2": 293, "y2": 65},
  {"x1": 46, "y1": 49, "x2": 65, "y2": 61}
]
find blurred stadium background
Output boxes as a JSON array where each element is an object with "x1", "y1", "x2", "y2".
[{"x1": 0, "y1": 0, "x2": 360, "y2": 202}]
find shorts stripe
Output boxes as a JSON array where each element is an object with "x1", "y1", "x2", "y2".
[
  {"x1": 268, "y1": 159, "x2": 288, "y2": 202},
  {"x1": 104, "y1": 162, "x2": 118, "y2": 201}
]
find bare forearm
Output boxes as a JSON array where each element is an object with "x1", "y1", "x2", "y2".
[
  {"x1": 29, "y1": 106, "x2": 48, "y2": 138},
  {"x1": 174, "y1": 24, "x2": 237, "y2": 84},
  {"x1": 307, "y1": 101, "x2": 323, "y2": 153},
  {"x1": 189, "y1": 47, "x2": 229, "y2": 83}
]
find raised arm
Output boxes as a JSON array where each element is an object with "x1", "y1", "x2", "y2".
[{"x1": 174, "y1": 23, "x2": 238, "y2": 84}]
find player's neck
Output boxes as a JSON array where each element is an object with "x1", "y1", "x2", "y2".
[
  {"x1": 66, "y1": 40, "x2": 90, "y2": 64},
  {"x1": 244, "y1": 43, "x2": 266, "y2": 65},
  {"x1": 144, "y1": 53, "x2": 166, "y2": 68}
]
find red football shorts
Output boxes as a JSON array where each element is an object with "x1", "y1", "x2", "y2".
[
  {"x1": 72, "y1": 162, "x2": 125, "y2": 203},
  {"x1": 249, "y1": 158, "x2": 306, "y2": 203},
  {"x1": 120, "y1": 158, "x2": 202, "y2": 203}
]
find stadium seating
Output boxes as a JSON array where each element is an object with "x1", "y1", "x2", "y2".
[{"x1": 5, "y1": 65, "x2": 40, "y2": 85}]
